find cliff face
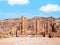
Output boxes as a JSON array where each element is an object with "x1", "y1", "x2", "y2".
[{"x1": 0, "y1": 16, "x2": 60, "y2": 38}]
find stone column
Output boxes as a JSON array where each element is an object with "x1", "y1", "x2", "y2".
[
  {"x1": 20, "y1": 24, "x2": 22, "y2": 34},
  {"x1": 24, "y1": 18, "x2": 28, "y2": 35},
  {"x1": 33, "y1": 19, "x2": 37, "y2": 34},
  {"x1": 33, "y1": 19, "x2": 40, "y2": 35},
  {"x1": 36, "y1": 19, "x2": 40, "y2": 35},
  {"x1": 47, "y1": 21, "x2": 52, "y2": 34},
  {"x1": 11, "y1": 26, "x2": 17, "y2": 37},
  {"x1": 44, "y1": 21, "x2": 49, "y2": 37},
  {"x1": 21, "y1": 16, "x2": 27, "y2": 35}
]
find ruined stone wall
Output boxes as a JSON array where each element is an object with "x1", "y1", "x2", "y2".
[{"x1": 0, "y1": 16, "x2": 60, "y2": 38}]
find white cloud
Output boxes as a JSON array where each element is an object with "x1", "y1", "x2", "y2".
[
  {"x1": 7, "y1": 0, "x2": 29, "y2": 5},
  {"x1": 39, "y1": 4, "x2": 60, "y2": 13}
]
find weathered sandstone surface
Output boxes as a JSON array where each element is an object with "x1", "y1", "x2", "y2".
[{"x1": 0, "y1": 16, "x2": 60, "y2": 38}]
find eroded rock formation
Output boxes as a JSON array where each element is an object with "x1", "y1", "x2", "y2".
[{"x1": 0, "y1": 16, "x2": 60, "y2": 38}]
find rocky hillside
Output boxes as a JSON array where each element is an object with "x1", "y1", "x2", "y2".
[{"x1": 0, "y1": 16, "x2": 60, "y2": 38}]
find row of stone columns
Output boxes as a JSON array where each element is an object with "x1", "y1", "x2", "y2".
[
  {"x1": 11, "y1": 16, "x2": 27, "y2": 37},
  {"x1": 11, "y1": 16, "x2": 48, "y2": 37},
  {"x1": 33, "y1": 19, "x2": 40, "y2": 35},
  {"x1": 11, "y1": 16, "x2": 42, "y2": 37}
]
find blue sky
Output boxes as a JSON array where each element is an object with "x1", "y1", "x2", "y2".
[{"x1": 0, "y1": 0, "x2": 60, "y2": 19}]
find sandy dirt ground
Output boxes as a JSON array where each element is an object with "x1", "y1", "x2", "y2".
[{"x1": 0, "y1": 37, "x2": 60, "y2": 45}]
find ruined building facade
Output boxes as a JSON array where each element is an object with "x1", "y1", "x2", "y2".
[{"x1": 0, "y1": 16, "x2": 60, "y2": 38}]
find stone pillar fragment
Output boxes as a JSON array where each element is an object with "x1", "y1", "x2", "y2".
[
  {"x1": 36, "y1": 19, "x2": 40, "y2": 35},
  {"x1": 33, "y1": 19, "x2": 37, "y2": 34},
  {"x1": 33, "y1": 19, "x2": 40, "y2": 35},
  {"x1": 20, "y1": 24, "x2": 22, "y2": 34},
  {"x1": 21, "y1": 16, "x2": 28, "y2": 35},
  {"x1": 11, "y1": 26, "x2": 17, "y2": 37}
]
